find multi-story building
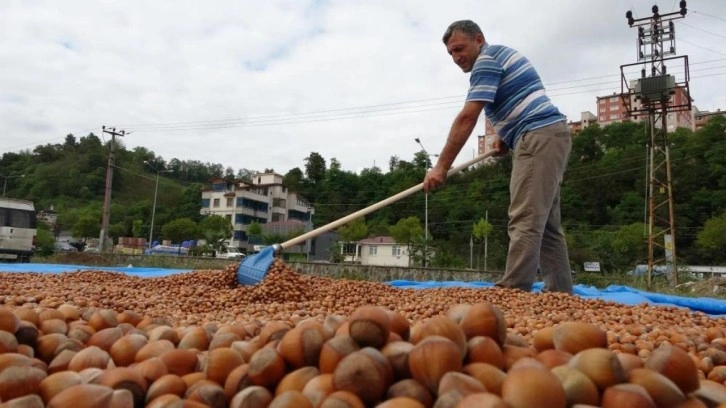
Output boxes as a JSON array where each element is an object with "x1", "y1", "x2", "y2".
[
  {"x1": 478, "y1": 87, "x2": 703, "y2": 149},
  {"x1": 596, "y1": 92, "x2": 631, "y2": 126},
  {"x1": 477, "y1": 119, "x2": 498, "y2": 164},
  {"x1": 596, "y1": 86, "x2": 693, "y2": 131},
  {"x1": 200, "y1": 172, "x2": 313, "y2": 252},
  {"x1": 568, "y1": 111, "x2": 598, "y2": 135},
  {"x1": 694, "y1": 108, "x2": 726, "y2": 131}
]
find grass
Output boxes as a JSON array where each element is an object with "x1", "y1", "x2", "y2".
[{"x1": 574, "y1": 271, "x2": 726, "y2": 300}]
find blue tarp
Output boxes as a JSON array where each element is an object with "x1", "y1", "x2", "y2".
[
  {"x1": 389, "y1": 280, "x2": 726, "y2": 317},
  {"x1": 1, "y1": 264, "x2": 725, "y2": 317},
  {"x1": 0, "y1": 263, "x2": 192, "y2": 278}
]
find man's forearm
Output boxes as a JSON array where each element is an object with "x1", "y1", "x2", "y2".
[{"x1": 437, "y1": 111, "x2": 478, "y2": 169}]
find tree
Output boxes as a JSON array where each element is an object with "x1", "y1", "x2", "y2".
[
  {"x1": 237, "y1": 168, "x2": 255, "y2": 184},
  {"x1": 161, "y1": 218, "x2": 199, "y2": 244},
  {"x1": 304, "y1": 152, "x2": 326, "y2": 185},
  {"x1": 338, "y1": 218, "x2": 368, "y2": 242},
  {"x1": 72, "y1": 215, "x2": 100, "y2": 241},
  {"x1": 248, "y1": 221, "x2": 262, "y2": 236},
  {"x1": 132, "y1": 220, "x2": 143, "y2": 238},
  {"x1": 247, "y1": 221, "x2": 263, "y2": 245},
  {"x1": 696, "y1": 213, "x2": 726, "y2": 264},
  {"x1": 472, "y1": 217, "x2": 493, "y2": 242},
  {"x1": 389, "y1": 216, "x2": 424, "y2": 266},
  {"x1": 389, "y1": 155, "x2": 400, "y2": 172},
  {"x1": 283, "y1": 167, "x2": 305, "y2": 192},
  {"x1": 199, "y1": 215, "x2": 233, "y2": 251},
  {"x1": 108, "y1": 223, "x2": 127, "y2": 241},
  {"x1": 413, "y1": 151, "x2": 432, "y2": 170},
  {"x1": 35, "y1": 222, "x2": 55, "y2": 256},
  {"x1": 472, "y1": 217, "x2": 494, "y2": 270}
]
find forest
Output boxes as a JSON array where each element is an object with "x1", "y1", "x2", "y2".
[{"x1": 1, "y1": 115, "x2": 725, "y2": 273}]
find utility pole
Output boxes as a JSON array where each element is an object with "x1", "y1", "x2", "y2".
[
  {"x1": 484, "y1": 209, "x2": 488, "y2": 272},
  {"x1": 621, "y1": 2, "x2": 690, "y2": 287},
  {"x1": 100, "y1": 126, "x2": 125, "y2": 252},
  {"x1": 415, "y1": 138, "x2": 439, "y2": 268}
]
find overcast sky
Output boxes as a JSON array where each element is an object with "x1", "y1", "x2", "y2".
[{"x1": 2, "y1": 0, "x2": 725, "y2": 176}]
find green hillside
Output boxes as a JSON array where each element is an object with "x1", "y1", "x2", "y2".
[{"x1": 3, "y1": 116, "x2": 726, "y2": 274}]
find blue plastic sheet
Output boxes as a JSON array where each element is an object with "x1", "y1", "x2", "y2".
[
  {"x1": 0, "y1": 263, "x2": 192, "y2": 278},
  {"x1": 1, "y1": 264, "x2": 725, "y2": 316},
  {"x1": 388, "y1": 280, "x2": 726, "y2": 317}
]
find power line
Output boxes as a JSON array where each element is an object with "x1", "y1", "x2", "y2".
[
  {"x1": 4, "y1": 57, "x2": 724, "y2": 151},
  {"x1": 112, "y1": 60, "x2": 724, "y2": 132},
  {"x1": 691, "y1": 9, "x2": 726, "y2": 22},
  {"x1": 112, "y1": 71, "x2": 725, "y2": 133},
  {"x1": 677, "y1": 20, "x2": 726, "y2": 39}
]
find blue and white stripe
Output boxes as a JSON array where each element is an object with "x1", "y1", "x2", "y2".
[{"x1": 466, "y1": 44, "x2": 565, "y2": 148}]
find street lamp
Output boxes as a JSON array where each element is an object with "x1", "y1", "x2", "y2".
[
  {"x1": 144, "y1": 161, "x2": 171, "y2": 249},
  {"x1": 414, "y1": 138, "x2": 439, "y2": 267},
  {"x1": 2, "y1": 174, "x2": 25, "y2": 197}
]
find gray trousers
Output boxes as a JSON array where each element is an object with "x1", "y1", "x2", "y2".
[{"x1": 495, "y1": 121, "x2": 573, "y2": 293}]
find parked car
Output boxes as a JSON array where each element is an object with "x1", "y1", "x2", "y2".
[
  {"x1": 215, "y1": 247, "x2": 246, "y2": 260},
  {"x1": 54, "y1": 241, "x2": 78, "y2": 253}
]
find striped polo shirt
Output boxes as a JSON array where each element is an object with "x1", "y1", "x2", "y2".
[{"x1": 467, "y1": 43, "x2": 566, "y2": 148}]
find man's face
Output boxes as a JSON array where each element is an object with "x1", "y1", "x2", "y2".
[{"x1": 445, "y1": 30, "x2": 484, "y2": 73}]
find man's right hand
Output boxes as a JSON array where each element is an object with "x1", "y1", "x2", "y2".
[
  {"x1": 492, "y1": 136, "x2": 509, "y2": 156},
  {"x1": 423, "y1": 165, "x2": 448, "y2": 193}
]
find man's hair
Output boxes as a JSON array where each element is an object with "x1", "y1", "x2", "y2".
[{"x1": 442, "y1": 20, "x2": 483, "y2": 44}]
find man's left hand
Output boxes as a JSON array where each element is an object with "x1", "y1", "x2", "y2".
[{"x1": 423, "y1": 165, "x2": 448, "y2": 193}]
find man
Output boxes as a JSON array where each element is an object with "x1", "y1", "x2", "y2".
[{"x1": 422, "y1": 20, "x2": 573, "y2": 294}]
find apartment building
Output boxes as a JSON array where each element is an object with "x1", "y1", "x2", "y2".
[
  {"x1": 596, "y1": 86, "x2": 693, "y2": 131},
  {"x1": 476, "y1": 119, "x2": 498, "y2": 163},
  {"x1": 694, "y1": 108, "x2": 726, "y2": 131},
  {"x1": 568, "y1": 111, "x2": 598, "y2": 135},
  {"x1": 595, "y1": 92, "x2": 632, "y2": 126},
  {"x1": 200, "y1": 172, "x2": 313, "y2": 251}
]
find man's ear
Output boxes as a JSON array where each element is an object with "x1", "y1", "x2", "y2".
[{"x1": 476, "y1": 33, "x2": 485, "y2": 46}]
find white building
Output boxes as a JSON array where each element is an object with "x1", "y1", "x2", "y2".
[
  {"x1": 200, "y1": 172, "x2": 313, "y2": 251},
  {"x1": 357, "y1": 236, "x2": 410, "y2": 267}
]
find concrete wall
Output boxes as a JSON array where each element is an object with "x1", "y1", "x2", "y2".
[
  {"x1": 48, "y1": 253, "x2": 504, "y2": 282},
  {"x1": 288, "y1": 262, "x2": 504, "y2": 283}
]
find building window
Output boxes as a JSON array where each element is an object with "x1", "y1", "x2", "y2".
[
  {"x1": 226, "y1": 197, "x2": 233, "y2": 207},
  {"x1": 600, "y1": 115, "x2": 605, "y2": 121},
  {"x1": 201, "y1": 199, "x2": 210, "y2": 208},
  {"x1": 273, "y1": 198, "x2": 287, "y2": 208},
  {"x1": 369, "y1": 246, "x2": 378, "y2": 255},
  {"x1": 599, "y1": 107, "x2": 606, "y2": 113},
  {"x1": 610, "y1": 97, "x2": 618, "y2": 102},
  {"x1": 213, "y1": 198, "x2": 220, "y2": 208},
  {"x1": 599, "y1": 99, "x2": 606, "y2": 105},
  {"x1": 392, "y1": 245, "x2": 402, "y2": 256},
  {"x1": 225, "y1": 214, "x2": 232, "y2": 222},
  {"x1": 611, "y1": 105, "x2": 619, "y2": 111},
  {"x1": 610, "y1": 114, "x2": 619, "y2": 120}
]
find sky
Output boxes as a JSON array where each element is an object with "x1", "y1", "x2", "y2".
[{"x1": 1, "y1": 0, "x2": 725, "y2": 176}]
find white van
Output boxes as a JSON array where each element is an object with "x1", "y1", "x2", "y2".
[
  {"x1": 215, "y1": 247, "x2": 246, "y2": 260},
  {"x1": 0, "y1": 198, "x2": 37, "y2": 262}
]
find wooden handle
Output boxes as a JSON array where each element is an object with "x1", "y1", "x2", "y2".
[{"x1": 280, "y1": 150, "x2": 496, "y2": 250}]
